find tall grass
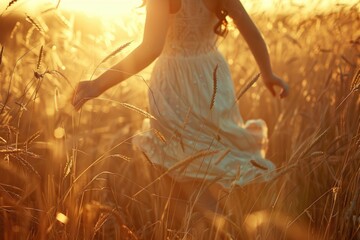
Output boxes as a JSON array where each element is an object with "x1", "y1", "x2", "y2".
[{"x1": 0, "y1": 3, "x2": 359, "y2": 240}]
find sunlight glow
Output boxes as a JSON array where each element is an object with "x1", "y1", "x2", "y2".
[
  {"x1": 53, "y1": 0, "x2": 143, "y2": 17},
  {"x1": 1, "y1": 0, "x2": 357, "y2": 19},
  {"x1": 53, "y1": 0, "x2": 359, "y2": 17},
  {"x1": 242, "y1": 0, "x2": 359, "y2": 13},
  {"x1": 54, "y1": 127, "x2": 65, "y2": 139},
  {"x1": 56, "y1": 212, "x2": 69, "y2": 224}
]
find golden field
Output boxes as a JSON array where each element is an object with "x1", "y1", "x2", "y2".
[{"x1": 0, "y1": 1, "x2": 359, "y2": 239}]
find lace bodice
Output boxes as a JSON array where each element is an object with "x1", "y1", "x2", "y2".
[{"x1": 162, "y1": 0, "x2": 218, "y2": 57}]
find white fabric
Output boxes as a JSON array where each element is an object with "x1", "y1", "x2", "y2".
[{"x1": 132, "y1": 0, "x2": 276, "y2": 188}]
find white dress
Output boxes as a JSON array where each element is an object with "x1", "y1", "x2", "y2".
[{"x1": 133, "y1": 0, "x2": 276, "y2": 188}]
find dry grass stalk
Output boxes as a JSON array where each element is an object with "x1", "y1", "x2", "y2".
[
  {"x1": 0, "y1": 147, "x2": 39, "y2": 159},
  {"x1": 25, "y1": 14, "x2": 43, "y2": 33},
  {"x1": 25, "y1": 26, "x2": 35, "y2": 46},
  {"x1": 63, "y1": 156, "x2": 73, "y2": 178},
  {"x1": 120, "y1": 103, "x2": 156, "y2": 120},
  {"x1": 36, "y1": 46, "x2": 43, "y2": 71},
  {"x1": 56, "y1": 0, "x2": 61, "y2": 9},
  {"x1": 154, "y1": 128, "x2": 167, "y2": 143},
  {"x1": 133, "y1": 150, "x2": 220, "y2": 197},
  {"x1": 341, "y1": 55, "x2": 356, "y2": 68},
  {"x1": 214, "y1": 148, "x2": 230, "y2": 165},
  {"x1": 170, "y1": 149, "x2": 220, "y2": 173},
  {"x1": 173, "y1": 129, "x2": 185, "y2": 151},
  {"x1": 47, "y1": 70, "x2": 74, "y2": 89},
  {"x1": 54, "y1": 88, "x2": 59, "y2": 111},
  {"x1": 13, "y1": 154, "x2": 40, "y2": 178},
  {"x1": 54, "y1": 12, "x2": 72, "y2": 28},
  {"x1": 15, "y1": 101, "x2": 27, "y2": 111},
  {"x1": 345, "y1": 187, "x2": 359, "y2": 219},
  {"x1": 1, "y1": 5, "x2": 359, "y2": 239},
  {"x1": 91, "y1": 41, "x2": 132, "y2": 80},
  {"x1": 210, "y1": 64, "x2": 219, "y2": 110},
  {"x1": 351, "y1": 68, "x2": 360, "y2": 91},
  {"x1": 93, "y1": 202, "x2": 139, "y2": 240},
  {"x1": 289, "y1": 129, "x2": 329, "y2": 162},
  {"x1": 24, "y1": 131, "x2": 41, "y2": 147},
  {"x1": 121, "y1": 226, "x2": 139, "y2": 240},
  {"x1": 100, "y1": 41, "x2": 132, "y2": 65},
  {"x1": 0, "y1": 45, "x2": 3, "y2": 66},
  {"x1": 34, "y1": 46, "x2": 44, "y2": 79},
  {"x1": 250, "y1": 159, "x2": 268, "y2": 170},
  {"x1": 93, "y1": 213, "x2": 111, "y2": 234},
  {"x1": 142, "y1": 151, "x2": 155, "y2": 166},
  {"x1": 10, "y1": 22, "x2": 21, "y2": 39},
  {"x1": 5, "y1": 0, "x2": 18, "y2": 10},
  {"x1": 40, "y1": 1, "x2": 61, "y2": 14},
  {"x1": 111, "y1": 154, "x2": 131, "y2": 162},
  {"x1": 0, "y1": 149, "x2": 23, "y2": 154},
  {"x1": 182, "y1": 107, "x2": 191, "y2": 129},
  {"x1": 234, "y1": 73, "x2": 261, "y2": 103}
]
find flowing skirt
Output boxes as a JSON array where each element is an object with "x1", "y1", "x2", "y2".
[{"x1": 133, "y1": 50, "x2": 276, "y2": 189}]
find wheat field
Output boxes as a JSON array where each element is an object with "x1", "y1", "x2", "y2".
[{"x1": 0, "y1": 1, "x2": 359, "y2": 240}]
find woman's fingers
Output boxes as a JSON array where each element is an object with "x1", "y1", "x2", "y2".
[
  {"x1": 72, "y1": 91, "x2": 78, "y2": 108},
  {"x1": 275, "y1": 78, "x2": 289, "y2": 98},
  {"x1": 74, "y1": 96, "x2": 91, "y2": 111},
  {"x1": 72, "y1": 83, "x2": 87, "y2": 110},
  {"x1": 71, "y1": 81, "x2": 100, "y2": 110},
  {"x1": 72, "y1": 86, "x2": 81, "y2": 107},
  {"x1": 265, "y1": 82, "x2": 276, "y2": 97},
  {"x1": 264, "y1": 76, "x2": 290, "y2": 98},
  {"x1": 279, "y1": 81, "x2": 290, "y2": 98},
  {"x1": 74, "y1": 98, "x2": 87, "y2": 111}
]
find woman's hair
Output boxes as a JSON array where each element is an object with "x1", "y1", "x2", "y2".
[
  {"x1": 214, "y1": 9, "x2": 228, "y2": 37},
  {"x1": 141, "y1": 0, "x2": 228, "y2": 37}
]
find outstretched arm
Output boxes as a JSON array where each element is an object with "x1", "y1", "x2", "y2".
[
  {"x1": 221, "y1": 0, "x2": 289, "y2": 98},
  {"x1": 72, "y1": 0, "x2": 170, "y2": 110}
]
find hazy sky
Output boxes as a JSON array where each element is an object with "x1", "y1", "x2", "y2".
[{"x1": 0, "y1": 0, "x2": 358, "y2": 17}]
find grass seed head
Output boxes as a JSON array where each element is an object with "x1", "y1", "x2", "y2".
[
  {"x1": 26, "y1": 14, "x2": 44, "y2": 33},
  {"x1": 210, "y1": 64, "x2": 219, "y2": 110},
  {"x1": 100, "y1": 41, "x2": 132, "y2": 65},
  {"x1": 5, "y1": 0, "x2": 19, "y2": 10},
  {"x1": 351, "y1": 68, "x2": 360, "y2": 91},
  {"x1": 0, "y1": 46, "x2": 3, "y2": 66},
  {"x1": 36, "y1": 46, "x2": 43, "y2": 71},
  {"x1": 235, "y1": 73, "x2": 261, "y2": 102}
]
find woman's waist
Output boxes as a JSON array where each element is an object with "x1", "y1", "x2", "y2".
[
  {"x1": 161, "y1": 41, "x2": 219, "y2": 57},
  {"x1": 152, "y1": 49, "x2": 229, "y2": 77},
  {"x1": 159, "y1": 46, "x2": 221, "y2": 59}
]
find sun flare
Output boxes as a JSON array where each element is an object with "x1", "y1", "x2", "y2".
[
  {"x1": 0, "y1": 0, "x2": 359, "y2": 238},
  {"x1": 1, "y1": 0, "x2": 358, "y2": 19},
  {"x1": 52, "y1": 0, "x2": 143, "y2": 17},
  {"x1": 53, "y1": 0, "x2": 358, "y2": 17}
]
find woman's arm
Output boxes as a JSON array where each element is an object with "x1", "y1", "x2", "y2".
[
  {"x1": 72, "y1": 0, "x2": 170, "y2": 110},
  {"x1": 221, "y1": 0, "x2": 289, "y2": 97},
  {"x1": 95, "y1": 0, "x2": 170, "y2": 92}
]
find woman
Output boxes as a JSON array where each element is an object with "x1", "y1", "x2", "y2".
[{"x1": 72, "y1": 0, "x2": 289, "y2": 219}]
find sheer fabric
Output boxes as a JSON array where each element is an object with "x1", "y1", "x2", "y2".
[{"x1": 133, "y1": 0, "x2": 276, "y2": 188}]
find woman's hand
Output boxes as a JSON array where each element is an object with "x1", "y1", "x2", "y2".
[
  {"x1": 72, "y1": 80, "x2": 101, "y2": 111},
  {"x1": 262, "y1": 74, "x2": 290, "y2": 98}
]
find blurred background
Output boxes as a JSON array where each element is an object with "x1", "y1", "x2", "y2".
[{"x1": 0, "y1": 0, "x2": 359, "y2": 239}]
